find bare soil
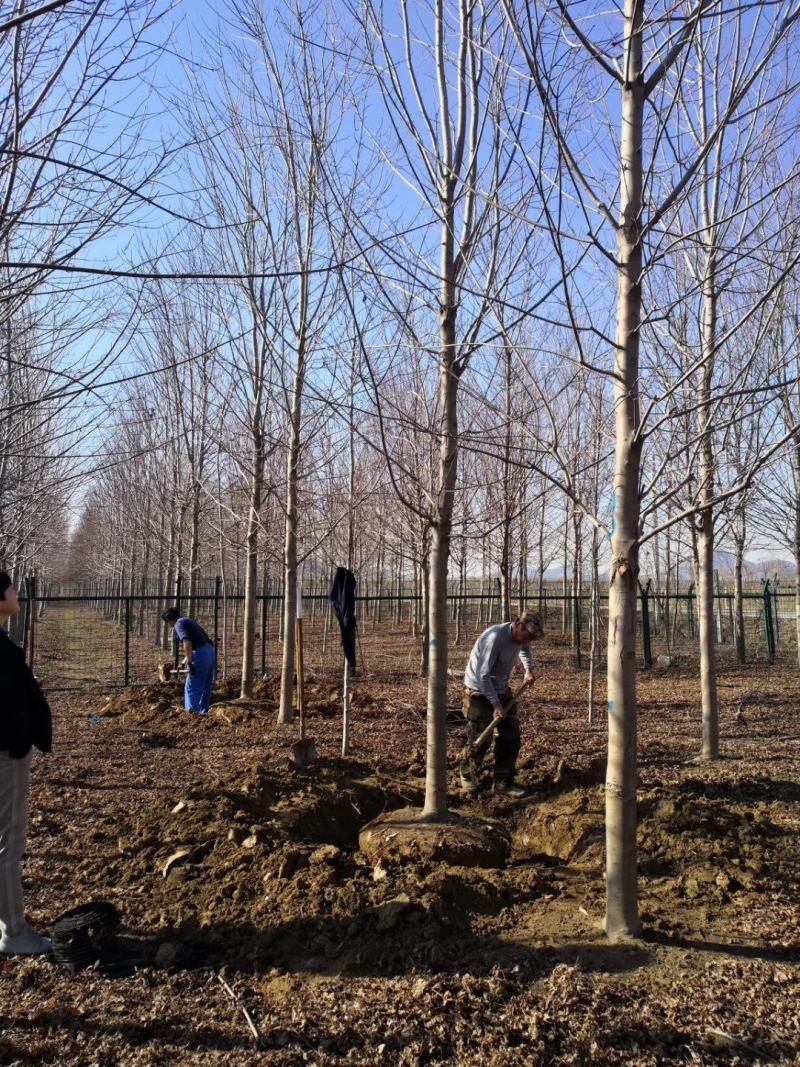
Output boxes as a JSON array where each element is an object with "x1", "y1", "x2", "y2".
[{"x1": 1, "y1": 647, "x2": 799, "y2": 1065}]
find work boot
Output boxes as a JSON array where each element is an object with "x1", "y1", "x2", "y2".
[
  {"x1": 493, "y1": 779, "x2": 527, "y2": 799},
  {"x1": 459, "y1": 770, "x2": 479, "y2": 796},
  {"x1": 0, "y1": 923, "x2": 51, "y2": 956}
]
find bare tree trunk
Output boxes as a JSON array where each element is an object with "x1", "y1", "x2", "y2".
[
  {"x1": 714, "y1": 570, "x2": 724, "y2": 644},
  {"x1": 588, "y1": 524, "x2": 600, "y2": 726},
  {"x1": 188, "y1": 479, "x2": 201, "y2": 617},
  {"x1": 217, "y1": 479, "x2": 229, "y2": 676},
  {"x1": 278, "y1": 367, "x2": 303, "y2": 724},
  {"x1": 518, "y1": 514, "x2": 528, "y2": 616},
  {"x1": 240, "y1": 421, "x2": 263, "y2": 699},
  {"x1": 571, "y1": 507, "x2": 581, "y2": 657},
  {"x1": 347, "y1": 343, "x2": 356, "y2": 572},
  {"x1": 455, "y1": 539, "x2": 465, "y2": 646},
  {"x1": 605, "y1": 0, "x2": 644, "y2": 941},
  {"x1": 412, "y1": 551, "x2": 421, "y2": 637},
  {"x1": 478, "y1": 537, "x2": 487, "y2": 627},
  {"x1": 499, "y1": 340, "x2": 512, "y2": 621},
  {"x1": 697, "y1": 518, "x2": 718, "y2": 756},
  {"x1": 562, "y1": 504, "x2": 569, "y2": 633},
  {"x1": 538, "y1": 502, "x2": 545, "y2": 616},
  {"x1": 734, "y1": 518, "x2": 746, "y2": 664},
  {"x1": 793, "y1": 444, "x2": 800, "y2": 668},
  {"x1": 423, "y1": 343, "x2": 459, "y2": 819},
  {"x1": 697, "y1": 263, "x2": 719, "y2": 760},
  {"x1": 663, "y1": 515, "x2": 672, "y2": 653},
  {"x1": 419, "y1": 535, "x2": 430, "y2": 676},
  {"x1": 163, "y1": 519, "x2": 177, "y2": 651},
  {"x1": 588, "y1": 426, "x2": 602, "y2": 725}
]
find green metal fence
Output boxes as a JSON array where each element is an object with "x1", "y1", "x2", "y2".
[{"x1": 13, "y1": 575, "x2": 795, "y2": 691}]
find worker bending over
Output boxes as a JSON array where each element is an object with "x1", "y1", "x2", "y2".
[
  {"x1": 460, "y1": 609, "x2": 543, "y2": 798},
  {"x1": 161, "y1": 607, "x2": 216, "y2": 715}
]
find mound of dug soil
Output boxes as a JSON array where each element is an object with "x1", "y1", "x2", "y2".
[
  {"x1": 93, "y1": 759, "x2": 530, "y2": 974},
  {"x1": 512, "y1": 788, "x2": 604, "y2": 867},
  {"x1": 91, "y1": 672, "x2": 376, "y2": 738},
  {"x1": 87, "y1": 740, "x2": 800, "y2": 987}
]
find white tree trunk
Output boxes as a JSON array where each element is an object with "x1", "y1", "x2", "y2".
[
  {"x1": 240, "y1": 423, "x2": 263, "y2": 700},
  {"x1": 278, "y1": 370, "x2": 303, "y2": 725},
  {"x1": 499, "y1": 341, "x2": 513, "y2": 621},
  {"x1": 734, "y1": 522, "x2": 746, "y2": 664},
  {"x1": 605, "y1": 0, "x2": 644, "y2": 941},
  {"x1": 697, "y1": 264, "x2": 719, "y2": 760},
  {"x1": 422, "y1": 304, "x2": 459, "y2": 819}
]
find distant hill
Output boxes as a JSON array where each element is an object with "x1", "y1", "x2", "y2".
[{"x1": 542, "y1": 551, "x2": 794, "y2": 584}]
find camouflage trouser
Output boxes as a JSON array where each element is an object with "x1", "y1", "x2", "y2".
[{"x1": 459, "y1": 689, "x2": 521, "y2": 786}]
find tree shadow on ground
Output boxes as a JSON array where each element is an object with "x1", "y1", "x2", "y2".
[
  {"x1": 642, "y1": 927, "x2": 800, "y2": 963},
  {"x1": 92, "y1": 911, "x2": 656, "y2": 983},
  {"x1": 678, "y1": 775, "x2": 800, "y2": 804},
  {"x1": 46, "y1": 776, "x2": 176, "y2": 793},
  {"x1": 0, "y1": 1011, "x2": 259, "y2": 1062},
  {"x1": 95, "y1": 906, "x2": 799, "y2": 982}
]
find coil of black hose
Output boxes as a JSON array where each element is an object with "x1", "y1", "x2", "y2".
[{"x1": 51, "y1": 900, "x2": 121, "y2": 971}]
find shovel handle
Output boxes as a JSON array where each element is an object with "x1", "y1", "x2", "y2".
[{"x1": 471, "y1": 679, "x2": 532, "y2": 751}]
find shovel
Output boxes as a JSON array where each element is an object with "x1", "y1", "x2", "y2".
[
  {"x1": 157, "y1": 662, "x2": 189, "y2": 683},
  {"x1": 471, "y1": 679, "x2": 532, "y2": 751}
]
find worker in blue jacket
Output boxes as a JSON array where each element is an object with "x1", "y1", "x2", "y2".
[{"x1": 161, "y1": 607, "x2": 215, "y2": 715}]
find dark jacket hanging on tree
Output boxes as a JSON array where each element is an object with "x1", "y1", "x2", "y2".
[{"x1": 328, "y1": 567, "x2": 357, "y2": 672}]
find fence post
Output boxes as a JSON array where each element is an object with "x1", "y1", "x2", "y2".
[
  {"x1": 639, "y1": 580, "x2": 652, "y2": 668},
  {"x1": 762, "y1": 579, "x2": 775, "y2": 664},
  {"x1": 687, "y1": 582, "x2": 695, "y2": 638},
  {"x1": 124, "y1": 597, "x2": 131, "y2": 686}
]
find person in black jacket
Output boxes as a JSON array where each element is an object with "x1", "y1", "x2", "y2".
[{"x1": 0, "y1": 571, "x2": 52, "y2": 955}]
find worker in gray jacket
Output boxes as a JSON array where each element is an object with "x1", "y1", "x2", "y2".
[{"x1": 460, "y1": 610, "x2": 543, "y2": 797}]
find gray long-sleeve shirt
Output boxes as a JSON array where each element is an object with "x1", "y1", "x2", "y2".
[{"x1": 463, "y1": 623, "x2": 533, "y2": 707}]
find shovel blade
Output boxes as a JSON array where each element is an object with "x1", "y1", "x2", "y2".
[{"x1": 291, "y1": 737, "x2": 317, "y2": 767}]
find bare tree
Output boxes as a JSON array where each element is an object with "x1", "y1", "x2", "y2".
[
  {"x1": 347, "y1": 0, "x2": 536, "y2": 818},
  {"x1": 500, "y1": 0, "x2": 800, "y2": 937}
]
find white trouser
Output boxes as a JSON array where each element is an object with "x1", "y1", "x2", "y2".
[{"x1": 0, "y1": 750, "x2": 31, "y2": 937}]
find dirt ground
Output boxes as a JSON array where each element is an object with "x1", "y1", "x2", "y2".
[{"x1": 1, "y1": 644, "x2": 799, "y2": 1066}]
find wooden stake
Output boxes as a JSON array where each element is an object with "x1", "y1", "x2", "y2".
[{"x1": 342, "y1": 657, "x2": 351, "y2": 756}]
